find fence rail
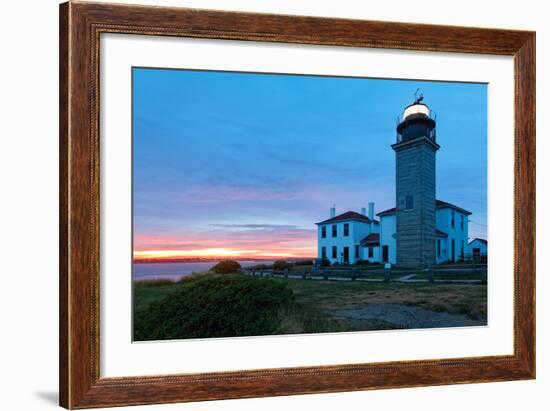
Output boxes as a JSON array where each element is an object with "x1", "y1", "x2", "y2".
[{"x1": 243, "y1": 265, "x2": 487, "y2": 284}]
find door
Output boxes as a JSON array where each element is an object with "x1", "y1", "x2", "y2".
[
  {"x1": 382, "y1": 245, "x2": 389, "y2": 262},
  {"x1": 343, "y1": 247, "x2": 349, "y2": 264},
  {"x1": 451, "y1": 239, "x2": 455, "y2": 262}
]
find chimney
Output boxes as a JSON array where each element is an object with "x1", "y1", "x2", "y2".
[
  {"x1": 368, "y1": 202, "x2": 375, "y2": 220},
  {"x1": 360, "y1": 207, "x2": 367, "y2": 216},
  {"x1": 330, "y1": 205, "x2": 336, "y2": 218}
]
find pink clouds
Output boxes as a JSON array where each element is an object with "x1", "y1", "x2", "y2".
[{"x1": 134, "y1": 225, "x2": 317, "y2": 259}]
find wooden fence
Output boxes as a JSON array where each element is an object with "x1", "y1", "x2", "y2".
[{"x1": 243, "y1": 265, "x2": 487, "y2": 284}]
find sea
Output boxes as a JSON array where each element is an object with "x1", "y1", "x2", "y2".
[{"x1": 132, "y1": 261, "x2": 273, "y2": 282}]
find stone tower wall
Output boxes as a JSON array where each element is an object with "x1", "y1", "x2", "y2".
[{"x1": 394, "y1": 138, "x2": 437, "y2": 267}]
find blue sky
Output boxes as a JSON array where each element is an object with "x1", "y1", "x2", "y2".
[{"x1": 132, "y1": 67, "x2": 487, "y2": 258}]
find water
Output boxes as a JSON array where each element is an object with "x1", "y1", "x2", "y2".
[{"x1": 132, "y1": 261, "x2": 273, "y2": 282}]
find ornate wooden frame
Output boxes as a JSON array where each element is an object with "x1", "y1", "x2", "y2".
[{"x1": 59, "y1": 1, "x2": 536, "y2": 408}]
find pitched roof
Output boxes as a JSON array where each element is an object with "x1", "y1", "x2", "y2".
[
  {"x1": 435, "y1": 200, "x2": 472, "y2": 215},
  {"x1": 376, "y1": 199, "x2": 472, "y2": 217},
  {"x1": 360, "y1": 233, "x2": 380, "y2": 246},
  {"x1": 316, "y1": 211, "x2": 379, "y2": 225},
  {"x1": 468, "y1": 238, "x2": 488, "y2": 245},
  {"x1": 376, "y1": 207, "x2": 396, "y2": 217}
]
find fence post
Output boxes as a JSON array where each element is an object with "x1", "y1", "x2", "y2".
[
  {"x1": 428, "y1": 267, "x2": 434, "y2": 283},
  {"x1": 284, "y1": 268, "x2": 289, "y2": 279},
  {"x1": 481, "y1": 266, "x2": 487, "y2": 283},
  {"x1": 384, "y1": 265, "x2": 391, "y2": 282}
]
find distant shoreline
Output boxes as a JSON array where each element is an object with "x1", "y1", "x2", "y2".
[{"x1": 133, "y1": 257, "x2": 315, "y2": 264}]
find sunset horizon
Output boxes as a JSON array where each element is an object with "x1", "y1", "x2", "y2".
[{"x1": 133, "y1": 247, "x2": 317, "y2": 262}]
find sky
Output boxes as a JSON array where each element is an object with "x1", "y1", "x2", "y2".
[{"x1": 132, "y1": 67, "x2": 487, "y2": 260}]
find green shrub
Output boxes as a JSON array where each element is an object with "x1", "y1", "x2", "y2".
[
  {"x1": 210, "y1": 260, "x2": 241, "y2": 274},
  {"x1": 249, "y1": 263, "x2": 271, "y2": 270},
  {"x1": 320, "y1": 258, "x2": 331, "y2": 267},
  {"x1": 273, "y1": 260, "x2": 290, "y2": 270},
  {"x1": 134, "y1": 274, "x2": 295, "y2": 340},
  {"x1": 354, "y1": 259, "x2": 370, "y2": 266},
  {"x1": 294, "y1": 260, "x2": 314, "y2": 266}
]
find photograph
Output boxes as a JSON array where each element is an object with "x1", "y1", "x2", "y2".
[{"x1": 131, "y1": 68, "x2": 489, "y2": 341}]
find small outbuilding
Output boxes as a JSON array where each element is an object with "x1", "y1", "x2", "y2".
[{"x1": 466, "y1": 238, "x2": 488, "y2": 262}]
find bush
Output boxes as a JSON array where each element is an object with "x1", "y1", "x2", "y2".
[
  {"x1": 294, "y1": 260, "x2": 314, "y2": 266},
  {"x1": 354, "y1": 259, "x2": 370, "y2": 266},
  {"x1": 320, "y1": 258, "x2": 331, "y2": 267},
  {"x1": 273, "y1": 260, "x2": 290, "y2": 270},
  {"x1": 249, "y1": 263, "x2": 270, "y2": 270},
  {"x1": 210, "y1": 260, "x2": 241, "y2": 274},
  {"x1": 134, "y1": 274, "x2": 295, "y2": 340}
]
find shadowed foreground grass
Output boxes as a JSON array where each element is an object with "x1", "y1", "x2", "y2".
[
  {"x1": 133, "y1": 274, "x2": 333, "y2": 341},
  {"x1": 133, "y1": 273, "x2": 487, "y2": 341}
]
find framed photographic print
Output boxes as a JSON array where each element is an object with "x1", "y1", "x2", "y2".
[{"x1": 59, "y1": 1, "x2": 535, "y2": 409}]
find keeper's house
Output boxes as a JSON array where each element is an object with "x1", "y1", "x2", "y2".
[
  {"x1": 317, "y1": 200, "x2": 471, "y2": 265},
  {"x1": 316, "y1": 97, "x2": 482, "y2": 267}
]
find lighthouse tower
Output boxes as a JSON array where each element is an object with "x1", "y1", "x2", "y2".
[{"x1": 392, "y1": 95, "x2": 440, "y2": 267}]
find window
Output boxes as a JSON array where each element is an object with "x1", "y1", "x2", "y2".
[
  {"x1": 461, "y1": 215, "x2": 464, "y2": 231},
  {"x1": 461, "y1": 240, "x2": 464, "y2": 258},
  {"x1": 382, "y1": 245, "x2": 389, "y2": 262},
  {"x1": 332, "y1": 224, "x2": 337, "y2": 237},
  {"x1": 368, "y1": 247, "x2": 374, "y2": 258},
  {"x1": 405, "y1": 195, "x2": 414, "y2": 210},
  {"x1": 321, "y1": 226, "x2": 326, "y2": 238},
  {"x1": 332, "y1": 246, "x2": 337, "y2": 259},
  {"x1": 451, "y1": 238, "x2": 455, "y2": 261},
  {"x1": 451, "y1": 212, "x2": 455, "y2": 229},
  {"x1": 354, "y1": 245, "x2": 359, "y2": 260},
  {"x1": 437, "y1": 239, "x2": 441, "y2": 257},
  {"x1": 321, "y1": 246, "x2": 326, "y2": 259},
  {"x1": 343, "y1": 223, "x2": 349, "y2": 237}
]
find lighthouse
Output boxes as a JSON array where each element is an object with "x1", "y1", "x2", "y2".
[{"x1": 391, "y1": 94, "x2": 440, "y2": 267}]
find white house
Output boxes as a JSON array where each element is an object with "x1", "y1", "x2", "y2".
[
  {"x1": 316, "y1": 203, "x2": 379, "y2": 265},
  {"x1": 375, "y1": 200, "x2": 471, "y2": 264},
  {"x1": 317, "y1": 199, "x2": 472, "y2": 266}
]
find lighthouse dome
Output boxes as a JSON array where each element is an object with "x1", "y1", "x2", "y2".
[
  {"x1": 396, "y1": 99, "x2": 436, "y2": 143},
  {"x1": 403, "y1": 102, "x2": 430, "y2": 120}
]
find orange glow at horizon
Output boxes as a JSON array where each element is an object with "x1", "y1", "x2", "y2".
[{"x1": 133, "y1": 247, "x2": 316, "y2": 260}]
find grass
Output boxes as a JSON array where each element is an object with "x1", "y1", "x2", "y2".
[
  {"x1": 133, "y1": 273, "x2": 333, "y2": 341},
  {"x1": 133, "y1": 278, "x2": 176, "y2": 288},
  {"x1": 133, "y1": 273, "x2": 487, "y2": 340},
  {"x1": 270, "y1": 278, "x2": 487, "y2": 324},
  {"x1": 409, "y1": 273, "x2": 484, "y2": 281}
]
